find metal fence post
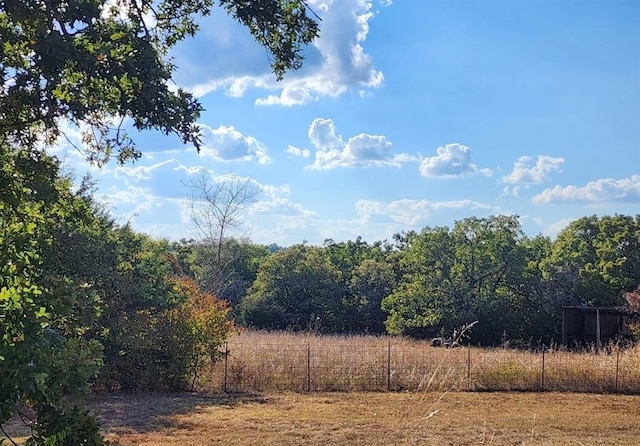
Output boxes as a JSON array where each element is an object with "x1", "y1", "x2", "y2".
[
  {"x1": 387, "y1": 339, "x2": 392, "y2": 391},
  {"x1": 615, "y1": 348, "x2": 620, "y2": 393},
  {"x1": 223, "y1": 342, "x2": 229, "y2": 393},
  {"x1": 467, "y1": 346, "x2": 471, "y2": 390},
  {"x1": 306, "y1": 343, "x2": 311, "y2": 392},
  {"x1": 540, "y1": 349, "x2": 545, "y2": 392}
]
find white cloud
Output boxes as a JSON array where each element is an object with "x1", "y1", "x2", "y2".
[
  {"x1": 309, "y1": 118, "x2": 343, "y2": 150},
  {"x1": 502, "y1": 155, "x2": 564, "y2": 184},
  {"x1": 187, "y1": 0, "x2": 384, "y2": 106},
  {"x1": 419, "y1": 143, "x2": 492, "y2": 178},
  {"x1": 246, "y1": 183, "x2": 319, "y2": 244},
  {"x1": 114, "y1": 159, "x2": 182, "y2": 181},
  {"x1": 500, "y1": 185, "x2": 521, "y2": 198},
  {"x1": 251, "y1": 196, "x2": 318, "y2": 217},
  {"x1": 104, "y1": 185, "x2": 164, "y2": 217},
  {"x1": 344, "y1": 134, "x2": 392, "y2": 160},
  {"x1": 250, "y1": 183, "x2": 318, "y2": 217},
  {"x1": 306, "y1": 118, "x2": 415, "y2": 169},
  {"x1": 286, "y1": 145, "x2": 311, "y2": 158},
  {"x1": 199, "y1": 124, "x2": 271, "y2": 164},
  {"x1": 356, "y1": 198, "x2": 495, "y2": 225},
  {"x1": 255, "y1": 88, "x2": 316, "y2": 107},
  {"x1": 532, "y1": 175, "x2": 640, "y2": 204}
]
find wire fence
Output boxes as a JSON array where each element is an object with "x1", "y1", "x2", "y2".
[{"x1": 202, "y1": 339, "x2": 640, "y2": 394}]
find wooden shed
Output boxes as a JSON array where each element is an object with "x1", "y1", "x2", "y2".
[{"x1": 561, "y1": 306, "x2": 633, "y2": 347}]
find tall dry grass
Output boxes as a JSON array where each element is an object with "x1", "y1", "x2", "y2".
[{"x1": 197, "y1": 330, "x2": 640, "y2": 394}]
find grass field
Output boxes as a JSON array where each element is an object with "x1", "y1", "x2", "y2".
[
  {"x1": 5, "y1": 391, "x2": 640, "y2": 445},
  {"x1": 4, "y1": 331, "x2": 640, "y2": 444},
  {"x1": 202, "y1": 331, "x2": 640, "y2": 393}
]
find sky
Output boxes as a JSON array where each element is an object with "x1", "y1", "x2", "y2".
[{"x1": 52, "y1": 0, "x2": 640, "y2": 246}]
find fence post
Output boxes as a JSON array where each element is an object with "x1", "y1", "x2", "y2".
[
  {"x1": 387, "y1": 339, "x2": 392, "y2": 391},
  {"x1": 615, "y1": 348, "x2": 620, "y2": 393},
  {"x1": 306, "y1": 343, "x2": 311, "y2": 392},
  {"x1": 467, "y1": 346, "x2": 471, "y2": 390},
  {"x1": 223, "y1": 342, "x2": 229, "y2": 393},
  {"x1": 540, "y1": 349, "x2": 545, "y2": 392}
]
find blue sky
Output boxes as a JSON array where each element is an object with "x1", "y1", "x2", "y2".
[{"x1": 53, "y1": 0, "x2": 640, "y2": 246}]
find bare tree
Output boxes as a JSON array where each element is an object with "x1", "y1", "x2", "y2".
[{"x1": 186, "y1": 170, "x2": 261, "y2": 299}]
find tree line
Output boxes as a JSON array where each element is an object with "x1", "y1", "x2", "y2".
[{"x1": 176, "y1": 213, "x2": 640, "y2": 345}]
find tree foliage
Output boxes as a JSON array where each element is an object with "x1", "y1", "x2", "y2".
[
  {"x1": 88, "y1": 229, "x2": 236, "y2": 392},
  {"x1": 0, "y1": 0, "x2": 320, "y2": 164},
  {"x1": 0, "y1": 146, "x2": 104, "y2": 443},
  {"x1": 383, "y1": 216, "x2": 564, "y2": 344},
  {"x1": 168, "y1": 277, "x2": 236, "y2": 390},
  {"x1": 0, "y1": 148, "x2": 238, "y2": 442},
  {"x1": 241, "y1": 245, "x2": 344, "y2": 332},
  {"x1": 180, "y1": 213, "x2": 640, "y2": 345},
  {"x1": 543, "y1": 215, "x2": 640, "y2": 306},
  {"x1": 240, "y1": 239, "x2": 397, "y2": 334}
]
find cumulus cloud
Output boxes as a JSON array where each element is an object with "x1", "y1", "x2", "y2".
[
  {"x1": 344, "y1": 134, "x2": 392, "y2": 160},
  {"x1": 309, "y1": 118, "x2": 343, "y2": 150},
  {"x1": 306, "y1": 118, "x2": 414, "y2": 169},
  {"x1": 532, "y1": 175, "x2": 640, "y2": 204},
  {"x1": 187, "y1": 0, "x2": 384, "y2": 106},
  {"x1": 104, "y1": 185, "x2": 164, "y2": 216},
  {"x1": 251, "y1": 196, "x2": 318, "y2": 217},
  {"x1": 356, "y1": 198, "x2": 495, "y2": 225},
  {"x1": 502, "y1": 155, "x2": 564, "y2": 184},
  {"x1": 199, "y1": 124, "x2": 271, "y2": 164},
  {"x1": 249, "y1": 184, "x2": 318, "y2": 218},
  {"x1": 114, "y1": 159, "x2": 182, "y2": 182},
  {"x1": 286, "y1": 145, "x2": 311, "y2": 158},
  {"x1": 246, "y1": 182, "x2": 319, "y2": 244},
  {"x1": 419, "y1": 143, "x2": 492, "y2": 178}
]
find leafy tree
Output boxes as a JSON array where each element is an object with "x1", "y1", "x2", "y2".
[
  {"x1": 241, "y1": 245, "x2": 344, "y2": 332},
  {"x1": 322, "y1": 237, "x2": 395, "y2": 333},
  {"x1": 449, "y1": 215, "x2": 531, "y2": 343},
  {"x1": 0, "y1": 146, "x2": 103, "y2": 444},
  {"x1": 167, "y1": 277, "x2": 235, "y2": 390},
  {"x1": 516, "y1": 234, "x2": 558, "y2": 341},
  {"x1": 383, "y1": 216, "x2": 549, "y2": 344},
  {"x1": 92, "y1": 230, "x2": 183, "y2": 391},
  {"x1": 172, "y1": 238, "x2": 271, "y2": 310},
  {"x1": 0, "y1": 151, "x2": 240, "y2": 440},
  {"x1": 544, "y1": 215, "x2": 640, "y2": 306},
  {"x1": 323, "y1": 237, "x2": 390, "y2": 274},
  {"x1": 382, "y1": 226, "x2": 456, "y2": 338},
  {"x1": 0, "y1": 0, "x2": 320, "y2": 163},
  {"x1": 345, "y1": 258, "x2": 396, "y2": 334}
]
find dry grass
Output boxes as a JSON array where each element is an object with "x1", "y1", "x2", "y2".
[
  {"x1": 9, "y1": 391, "x2": 639, "y2": 445},
  {"x1": 5, "y1": 331, "x2": 640, "y2": 444},
  {"x1": 62, "y1": 392, "x2": 640, "y2": 445},
  {"x1": 198, "y1": 331, "x2": 640, "y2": 394}
]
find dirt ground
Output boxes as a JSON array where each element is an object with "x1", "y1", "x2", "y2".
[{"x1": 3, "y1": 391, "x2": 640, "y2": 445}]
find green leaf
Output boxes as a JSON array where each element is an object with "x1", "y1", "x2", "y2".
[{"x1": 110, "y1": 31, "x2": 127, "y2": 41}]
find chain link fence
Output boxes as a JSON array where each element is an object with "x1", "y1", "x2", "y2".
[{"x1": 202, "y1": 339, "x2": 640, "y2": 394}]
